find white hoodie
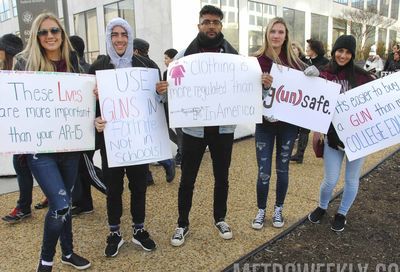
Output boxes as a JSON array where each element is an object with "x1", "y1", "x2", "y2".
[{"x1": 105, "y1": 17, "x2": 133, "y2": 68}]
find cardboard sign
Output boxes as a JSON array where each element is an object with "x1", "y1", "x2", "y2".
[
  {"x1": 0, "y1": 71, "x2": 96, "y2": 154},
  {"x1": 167, "y1": 53, "x2": 263, "y2": 127},
  {"x1": 332, "y1": 71, "x2": 400, "y2": 161},
  {"x1": 267, "y1": 64, "x2": 341, "y2": 133},
  {"x1": 96, "y1": 67, "x2": 172, "y2": 167}
]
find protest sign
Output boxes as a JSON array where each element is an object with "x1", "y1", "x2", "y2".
[
  {"x1": 267, "y1": 64, "x2": 341, "y2": 133},
  {"x1": 0, "y1": 71, "x2": 96, "y2": 154},
  {"x1": 332, "y1": 71, "x2": 400, "y2": 161},
  {"x1": 96, "y1": 67, "x2": 171, "y2": 168},
  {"x1": 167, "y1": 53, "x2": 263, "y2": 127}
]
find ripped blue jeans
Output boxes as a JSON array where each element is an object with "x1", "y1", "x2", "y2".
[
  {"x1": 255, "y1": 122, "x2": 298, "y2": 209},
  {"x1": 27, "y1": 152, "x2": 79, "y2": 262}
]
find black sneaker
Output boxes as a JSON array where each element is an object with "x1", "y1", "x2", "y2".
[
  {"x1": 308, "y1": 207, "x2": 326, "y2": 224},
  {"x1": 215, "y1": 221, "x2": 233, "y2": 239},
  {"x1": 61, "y1": 253, "x2": 91, "y2": 270},
  {"x1": 132, "y1": 228, "x2": 156, "y2": 251},
  {"x1": 36, "y1": 261, "x2": 52, "y2": 272},
  {"x1": 175, "y1": 151, "x2": 182, "y2": 166},
  {"x1": 104, "y1": 231, "x2": 124, "y2": 257},
  {"x1": 34, "y1": 199, "x2": 48, "y2": 210},
  {"x1": 162, "y1": 159, "x2": 176, "y2": 183},
  {"x1": 331, "y1": 213, "x2": 346, "y2": 232},
  {"x1": 146, "y1": 170, "x2": 155, "y2": 186},
  {"x1": 171, "y1": 226, "x2": 189, "y2": 247},
  {"x1": 2, "y1": 207, "x2": 31, "y2": 224},
  {"x1": 272, "y1": 205, "x2": 284, "y2": 228},
  {"x1": 290, "y1": 155, "x2": 303, "y2": 163},
  {"x1": 71, "y1": 206, "x2": 94, "y2": 217}
]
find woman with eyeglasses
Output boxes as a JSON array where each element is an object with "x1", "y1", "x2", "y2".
[{"x1": 14, "y1": 13, "x2": 91, "y2": 272}]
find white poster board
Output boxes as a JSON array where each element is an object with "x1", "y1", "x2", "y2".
[
  {"x1": 332, "y1": 71, "x2": 400, "y2": 161},
  {"x1": 0, "y1": 71, "x2": 96, "y2": 154},
  {"x1": 96, "y1": 67, "x2": 172, "y2": 168},
  {"x1": 167, "y1": 53, "x2": 263, "y2": 127},
  {"x1": 267, "y1": 64, "x2": 342, "y2": 133}
]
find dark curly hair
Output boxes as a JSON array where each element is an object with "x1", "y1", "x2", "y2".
[{"x1": 199, "y1": 5, "x2": 223, "y2": 20}]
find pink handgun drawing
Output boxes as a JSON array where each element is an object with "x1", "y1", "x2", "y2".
[{"x1": 169, "y1": 63, "x2": 186, "y2": 86}]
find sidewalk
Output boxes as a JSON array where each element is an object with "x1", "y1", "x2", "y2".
[{"x1": 0, "y1": 138, "x2": 397, "y2": 272}]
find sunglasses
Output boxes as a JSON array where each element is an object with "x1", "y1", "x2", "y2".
[{"x1": 37, "y1": 27, "x2": 61, "y2": 37}]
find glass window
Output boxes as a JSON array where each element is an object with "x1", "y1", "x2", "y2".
[
  {"x1": 367, "y1": 0, "x2": 377, "y2": 10},
  {"x1": 351, "y1": 0, "x2": 364, "y2": 9},
  {"x1": 283, "y1": 7, "x2": 306, "y2": 46},
  {"x1": 380, "y1": 0, "x2": 389, "y2": 16},
  {"x1": 332, "y1": 18, "x2": 347, "y2": 44},
  {"x1": 378, "y1": 28, "x2": 387, "y2": 44},
  {"x1": 247, "y1": 1, "x2": 277, "y2": 55},
  {"x1": 12, "y1": 0, "x2": 16, "y2": 16},
  {"x1": 104, "y1": 0, "x2": 135, "y2": 29},
  {"x1": 350, "y1": 21, "x2": 363, "y2": 56},
  {"x1": 0, "y1": 0, "x2": 11, "y2": 22},
  {"x1": 389, "y1": 29, "x2": 397, "y2": 45},
  {"x1": 365, "y1": 25, "x2": 376, "y2": 47},
  {"x1": 334, "y1": 0, "x2": 349, "y2": 4},
  {"x1": 249, "y1": 2, "x2": 254, "y2": 10},
  {"x1": 311, "y1": 13, "x2": 328, "y2": 46},
  {"x1": 104, "y1": 3, "x2": 119, "y2": 26},
  {"x1": 201, "y1": 0, "x2": 240, "y2": 51},
  {"x1": 391, "y1": 0, "x2": 399, "y2": 19},
  {"x1": 74, "y1": 9, "x2": 99, "y2": 64}
]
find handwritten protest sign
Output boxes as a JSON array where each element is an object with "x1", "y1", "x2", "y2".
[
  {"x1": 96, "y1": 67, "x2": 172, "y2": 168},
  {"x1": 0, "y1": 71, "x2": 96, "y2": 154},
  {"x1": 332, "y1": 71, "x2": 400, "y2": 161},
  {"x1": 267, "y1": 64, "x2": 342, "y2": 133},
  {"x1": 167, "y1": 53, "x2": 263, "y2": 127}
]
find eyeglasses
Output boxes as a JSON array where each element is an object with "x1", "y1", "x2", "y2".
[
  {"x1": 200, "y1": 19, "x2": 222, "y2": 26},
  {"x1": 37, "y1": 27, "x2": 61, "y2": 37}
]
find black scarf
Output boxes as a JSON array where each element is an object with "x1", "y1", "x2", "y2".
[{"x1": 184, "y1": 32, "x2": 237, "y2": 56}]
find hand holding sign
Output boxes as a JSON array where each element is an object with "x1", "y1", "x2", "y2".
[
  {"x1": 96, "y1": 67, "x2": 172, "y2": 168},
  {"x1": 167, "y1": 53, "x2": 263, "y2": 128},
  {"x1": 0, "y1": 71, "x2": 96, "y2": 154},
  {"x1": 332, "y1": 71, "x2": 400, "y2": 161},
  {"x1": 266, "y1": 64, "x2": 341, "y2": 133}
]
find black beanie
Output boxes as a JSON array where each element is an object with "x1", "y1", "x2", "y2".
[
  {"x1": 69, "y1": 35, "x2": 85, "y2": 58},
  {"x1": 133, "y1": 38, "x2": 149, "y2": 51},
  {"x1": 0, "y1": 34, "x2": 23, "y2": 57},
  {"x1": 331, "y1": 35, "x2": 356, "y2": 59}
]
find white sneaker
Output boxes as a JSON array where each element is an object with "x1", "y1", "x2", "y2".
[
  {"x1": 215, "y1": 221, "x2": 233, "y2": 239},
  {"x1": 252, "y1": 209, "x2": 265, "y2": 230},
  {"x1": 272, "y1": 205, "x2": 284, "y2": 228}
]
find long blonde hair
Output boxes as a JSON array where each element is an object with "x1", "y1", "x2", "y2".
[
  {"x1": 20, "y1": 13, "x2": 74, "y2": 72},
  {"x1": 255, "y1": 17, "x2": 306, "y2": 70}
]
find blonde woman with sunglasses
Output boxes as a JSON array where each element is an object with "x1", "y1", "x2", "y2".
[{"x1": 14, "y1": 13, "x2": 91, "y2": 272}]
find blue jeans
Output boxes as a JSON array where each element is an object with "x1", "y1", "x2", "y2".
[
  {"x1": 255, "y1": 122, "x2": 298, "y2": 209},
  {"x1": 27, "y1": 152, "x2": 80, "y2": 262},
  {"x1": 13, "y1": 155, "x2": 34, "y2": 213},
  {"x1": 319, "y1": 141, "x2": 364, "y2": 215}
]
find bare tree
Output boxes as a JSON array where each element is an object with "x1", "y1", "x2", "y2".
[{"x1": 341, "y1": 7, "x2": 395, "y2": 59}]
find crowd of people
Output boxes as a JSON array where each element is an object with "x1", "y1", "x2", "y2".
[{"x1": 0, "y1": 4, "x2": 396, "y2": 272}]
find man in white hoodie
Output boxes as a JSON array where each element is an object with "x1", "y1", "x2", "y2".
[{"x1": 91, "y1": 18, "x2": 159, "y2": 258}]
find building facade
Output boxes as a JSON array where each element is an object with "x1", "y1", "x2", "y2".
[{"x1": 0, "y1": 0, "x2": 399, "y2": 67}]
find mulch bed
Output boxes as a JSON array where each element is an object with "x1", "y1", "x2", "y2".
[{"x1": 230, "y1": 150, "x2": 400, "y2": 272}]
